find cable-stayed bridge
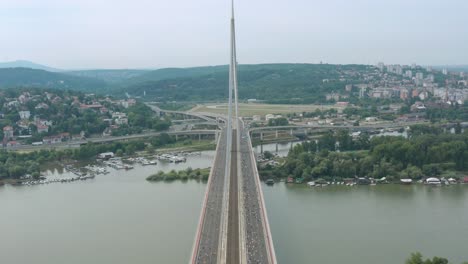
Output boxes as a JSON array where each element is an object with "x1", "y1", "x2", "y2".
[{"x1": 190, "y1": 2, "x2": 277, "y2": 263}]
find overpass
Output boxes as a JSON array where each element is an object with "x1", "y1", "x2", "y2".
[
  {"x1": 248, "y1": 121, "x2": 428, "y2": 141},
  {"x1": 146, "y1": 103, "x2": 224, "y2": 124}
]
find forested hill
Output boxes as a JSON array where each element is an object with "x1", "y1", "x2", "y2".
[
  {"x1": 0, "y1": 68, "x2": 107, "y2": 92},
  {"x1": 66, "y1": 69, "x2": 149, "y2": 84},
  {"x1": 0, "y1": 63, "x2": 375, "y2": 103},
  {"x1": 122, "y1": 64, "x2": 373, "y2": 103}
]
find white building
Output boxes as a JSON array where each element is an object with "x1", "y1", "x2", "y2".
[
  {"x1": 19, "y1": 111, "x2": 31, "y2": 120},
  {"x1": 405, "y1": 70, "x2": 413, "y2": 78}
]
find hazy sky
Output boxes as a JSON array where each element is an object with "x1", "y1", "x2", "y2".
[{"x1": 1, "y1": 0, "x2": 467, "y2": 69}]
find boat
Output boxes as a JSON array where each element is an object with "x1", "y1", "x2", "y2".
[
  {"x1": 425, "y1": 177, "x2": 441, "y2": 185},
  {"x1": 307, "y1": 181, "x2": 315, "y2": 187},
  {"x1": 400, "y1": 179, "x2": 413, "y2": 185},
  {"x1": 357, "y1": 178, "x2": 371, "y2": 185},
  {"x1": 448, "y1": 178, "x2": 457, "y2": 184},
  {"x1": 142, "y1": 160, "x2": 157, "y2": 166},
  {"x1": 265, "y1": 179, "x2": 275, "y2": 185}
]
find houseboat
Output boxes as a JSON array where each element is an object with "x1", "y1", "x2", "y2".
[
  {"x1": 400, "y1": 179, "x2": 413, "y2": 185},
  {"x1": 425, "y1": 177, "x2": 441, "y2": 185}
]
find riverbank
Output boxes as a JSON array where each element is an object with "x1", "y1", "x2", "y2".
[
  {"x1": 0, "y1": 134, "x2": 216, "y2": 185},
  {"x1": 1, "y1": 147, "x2": 211, "y2": 187}
]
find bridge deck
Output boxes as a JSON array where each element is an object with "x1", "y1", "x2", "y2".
[
  {"x1": 192, "y1": 125, "x2": 276, "y2": 264},
  {"x1": 226, "y1": 130, "x2": 240, "y2": 264},
  {"x1": 192, "y1": 130, "x2": 227, "y2": 264},
  {"x1": 240, "y1": 125, "x2": 276, "y2": 264}
]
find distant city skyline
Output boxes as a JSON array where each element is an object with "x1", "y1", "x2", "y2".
[{"x1": 1, "y1": 0, "x2": 467, "y2": 69}]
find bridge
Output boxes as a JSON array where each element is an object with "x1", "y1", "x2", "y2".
[{"x1": 190, "y1": 2, "x2": 277, "y2": 263}]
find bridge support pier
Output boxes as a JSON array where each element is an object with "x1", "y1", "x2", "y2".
[
  {"x1": 290, "y1": 129, "x2": 293, "y2": 136},
  {"x1": 260, "y1": 132, "x2": 264, "y2": 141},
  {"x1": 275, "y1": 130, "x2": 278, "y2": 139}
]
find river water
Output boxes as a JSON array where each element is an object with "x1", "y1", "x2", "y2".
[{"x1": 1, "y1": 145, "x2": 468, "y2": 264}]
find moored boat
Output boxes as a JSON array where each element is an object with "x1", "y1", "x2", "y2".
[
  {"x1": 400, "y1": 179, "x2": 413, "y2": 185},
  {"x1": 425, "y1": 177, "x2": 441, "y2": 185},
  {"x1": 265, "y1": 179, "x2": 275, "y2": 185}
]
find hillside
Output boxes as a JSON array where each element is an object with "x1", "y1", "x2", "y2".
[
  {"x1": 0, "y1": 68, "x2": 107, "y2": 92},
  {"x1": 122, "y1": 64, "x2": 373, "y2": 103},
  {"x1": 0, "y1": 60, "x2": 61, "y2": 72},
  {"x1": 66, "y1": 69, "x2": 149, "y2": 83},
  {"x1": 120, "y1": 65, "x2": 229, "y2": 86}
]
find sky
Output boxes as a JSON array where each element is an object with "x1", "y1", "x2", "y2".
[{"x1": 1, "y1": 0, "x2": 467, "y2": 69}]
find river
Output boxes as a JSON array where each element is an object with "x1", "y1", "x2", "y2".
[{"x1": 1, "y1": 145, "x2": 468, "y2": 264}]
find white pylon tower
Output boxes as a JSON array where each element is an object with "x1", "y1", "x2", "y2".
[
  {"x1": 231, "y1": 0, "x2": 240, "y2": 128},
  {"x1": 225, "y1": 0, "x2": 240, "y2": 180}
]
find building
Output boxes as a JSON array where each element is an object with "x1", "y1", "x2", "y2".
[
  {"x1": 19, "y1": 111, "x2": 31, "y2": 120},
  {"x1": 405, "y1": 70, "x2": 413, "y2": 78},
  {"x1": 112, "y1": 112, "x2": 128, "y2": 125},
  {"x1": 35, "y1": 103, "x2": 49, "y2": 110},
  {"x1": 80, "y1": 103, "x2": 103, "y2": 111},
  {"x1": 400, "y1": 88, "x2": 409, "y2": 100},
  {"x1": 120, "y1": 99, "x2": 137, "y2": 109},
  {"x1": 427, "y1": 74, "x2": 435, "y2": 82},
  {"x1": 395, "y1": 65, "x2": 403, "y2": 75},
  {"x1": 377, "y1": 62, "x2": 385, "y2": 71},
  {"x1": 3, "y1": 126, "x2": 14, "y2": 140},
  {"x1": 345, "y1": 84, "x2": 353, "y2": 92},
  {"x1": 265, "y1": 114, "x2": 282, "y2": 121},
  {"x1": 115, "y1": 117, "x2": 128, "y2": 125},
  {"x1": 411, "y1": 102, "x2": 426, "y2": 112},
  {"x1": 37, "y1": 124, "x2": 49, "y2": 134},
  {"x1": 42, "y1": 133, "x2": 70, "y2": 145},
  {"x1": 418, "y1": 91, "x2": 429, "y2": 101},
  {"x1": 415, "y1": 72, "x2": 424, "y2": 80}
]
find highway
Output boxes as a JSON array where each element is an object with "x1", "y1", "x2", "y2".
[
  {"x1": 226, "y1": 130, "x2": 240, "y2": 264},
  {"x1": 248, "y1": 121, "x2": 428, "y2": 132},
  {"x1": 239, "y1": 123, "x2": 276, "y2": 264},
  {"x1": 192, "y1": 129, "x2": 227, "y2": 264},
  {"x1": 5, "y1": 130, "x2": 217, "y2": 151}
]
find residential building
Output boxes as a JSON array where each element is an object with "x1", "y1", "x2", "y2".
[
  {"x1": 19, "y1": 110, "x2": 31, "y2": 120},
  {"x1": 37, "y1": 124, "x2": 49, "y2": 134},
  {"x1": 3, "y1": 126, "x2": 14, "y2": 140}
]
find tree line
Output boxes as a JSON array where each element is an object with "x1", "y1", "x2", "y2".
[{"x1": 259, "y1": 126, "x2": 468, "y2": 182}]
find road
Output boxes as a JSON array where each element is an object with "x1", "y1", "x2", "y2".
[
  {"x1": 5, "y1": 130, "x2": 217, "y2": 151},
  {"x1": 192, "y1": 129, "x2": 227, "y2": 264},
  {"x1": 240, "y1": 124, "x2": 276, "y2": 264},
  {"x1": 248, "y1": 121, "x2": 428, "y2": 132},
  {"x1": 226, "y1": 130, "x2": 240, "y2": 264}
]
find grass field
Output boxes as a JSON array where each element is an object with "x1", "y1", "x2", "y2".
[{"x1": 191, "y1": 103, "x2": 343, "y2": 116}]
